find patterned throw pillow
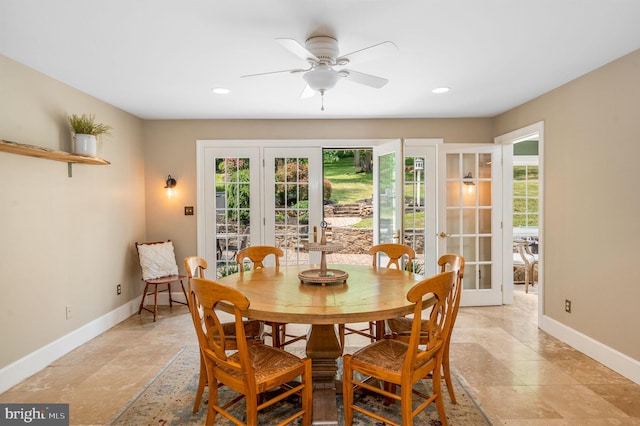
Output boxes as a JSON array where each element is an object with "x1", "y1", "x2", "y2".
[{"x1": 137, "y1": 241, "x2": 179, "y2": 280}]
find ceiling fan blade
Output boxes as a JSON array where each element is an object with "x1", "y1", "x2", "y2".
[
  {"x1": 241, "y1": 68, "x2": 307, "y2": 78},
  {"x1": 300, "y1": 84, "x2": 315, "y2": 99},
  {"x1": 342, "y1": 69, "x2": 389, "y2": 88},
  {"x1": 336, "y1": 41, "x2": 398, "y2": 65},
  {"x1": 276, "y1": 38, "x2": 319, "y2": 62}
]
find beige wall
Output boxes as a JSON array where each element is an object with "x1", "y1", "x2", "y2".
[
  {"x1": 0, "y1": 55, "x2": 146, "y2": 368},
  {"x1": 495, "y1": 49, "x2": 640, "y2": 359}
]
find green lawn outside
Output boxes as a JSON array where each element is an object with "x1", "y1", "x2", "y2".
[{"x1": 323, "y1": 155, "x2": 372, "y2": 203}]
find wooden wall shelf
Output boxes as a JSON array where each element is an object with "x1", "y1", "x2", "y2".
[{"x1": 0, "y1": 139, "x2": 110, "y2": 176}]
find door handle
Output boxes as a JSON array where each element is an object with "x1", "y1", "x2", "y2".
[{"x1": 438, "y1": 232, "x2": 451, "y2": 239}]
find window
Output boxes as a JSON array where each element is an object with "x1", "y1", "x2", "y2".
[{"x1": 513, "y1": 156, "x2": 538, "y2": 228}]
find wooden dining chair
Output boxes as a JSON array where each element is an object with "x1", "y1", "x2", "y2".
[
  {"x1": 339, "y1": 243, "x2": 416, "y2": 347},
  {"x1": 236, "y1": 245, "x2": 308, "y2": 348},
  {"x1": 342, "y1": 270, "x2": 456, "y2": 426},
  {"x1": 183, "y1": 256, "x2": 263, "y2": 414},
  {"x1": 189, "y1": 277, "x2": 312, "y2": 426},
  {"x1": 386, "y1": 253, "x2": 465, "y2": 403},
  {"x1": 135, "y1": 240, "x2": 188, "y2": 322}
]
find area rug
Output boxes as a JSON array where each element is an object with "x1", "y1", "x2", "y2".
[{"x1": 110, "y1": 346, "x2": 490, "y2": 425}]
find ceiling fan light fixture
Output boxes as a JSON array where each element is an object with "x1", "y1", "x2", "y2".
[{"x1": 303, "y1": 67, "x2": 339, "y2": 92}]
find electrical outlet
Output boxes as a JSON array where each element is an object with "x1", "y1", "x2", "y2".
[
  {"x1": 117, "y1": 284, "x2": 122, "y2": 295},
  {"x1": 184, "y1": 206, "x2": 194, "y2": 216},
  {"x1": 66, "y1": 305, "x2": 72, "y2": 320},
  {"x1": 565, "y1": 299, "x2": 571, "y2": 313}
]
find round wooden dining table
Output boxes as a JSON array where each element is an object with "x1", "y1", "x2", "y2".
[{"x1": 216, "y1": 263, "x2": 429, "y2": 425}]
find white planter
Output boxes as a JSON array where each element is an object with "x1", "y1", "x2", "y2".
[{"x1": 73, "y1": 134, "x2": 97, "y2": 157}]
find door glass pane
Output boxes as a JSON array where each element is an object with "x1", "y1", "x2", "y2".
[
  {"x1": 274, "y1": 157, "x2": 310, "y2": 265},
  {"x1": 478, "y1": 153, "x2": 492, "y2": 178},
  {"x1": 378, "y1": 152, "x2": 396, "y2": 243},
  {"x1": 479, "y1": 264, "x2": 492, "y2": 289},
  {"x1": 447, "y1": 209, "x2": 461, "y2": 234},
  {"x1": 478, "y1": 181, "x2": 492, "y2": 206},
  {"x1": 463, "y1": 236, "x2": 476, "y2": 262},
  {"x1": 462, "y1": 209, "x2": 475, "y2": 233},
  {"x1": 215, "y1": 157, "x2": 251, "y2": 276},
  {"x1": 404, "y1": 156, "x2": 426, "y2": 273},
  {"x1": 479, "y1": 236, "x2": 491, "y2": 261},
  {"x1": 446, "y1": 155, "x2": 460, "y2": 179},
  {"x1": 479, "y1": 209, "x2": 491, "y2": 234},
  {"x1": 464, "y1": 264, "x2": 476, "y2": 290},
  {"x1": 462, "y1": 154, "x2": 476, "y2": 178}
]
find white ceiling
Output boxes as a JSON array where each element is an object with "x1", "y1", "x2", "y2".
[{"x1": 2, "y1": 0, "x2": 640, "y2": 120}]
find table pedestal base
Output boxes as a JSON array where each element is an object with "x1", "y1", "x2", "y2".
[{"x1": 306, "y1": 324, "x2": 342, "y2": 425}]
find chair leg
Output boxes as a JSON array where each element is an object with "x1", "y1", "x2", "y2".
[
  {"x1": 138, "y1": 283, "x2": 150, "y2": 315},
  {"x1": 271, "y1": 323, "x2": 281, "y2": 348},
  {"x1": 432, "y1": 362, "x2": 449, "y2": 426},
  {"x1": 400, "y1": 382, "x2": 413, "y2": 424},
  {"x1": 246, "y1": 390, "x2": 259, "y2": 426},
  {"x1": 279, "y1": 323, "x2": 287, "y2": 347},
  {"x1": 204, "y1": 363, "x2": 217, "y2": 426},
  {"x1": 342, "y1": 355, "x2": 353, "y2": 426},
  {"x1": 192, "y1": 352, "x2": 207, "y2": 413},
  {"x1": 302, "y1": 359, "x2": 312, "y2": 426},
  {"x1": 442, "y1": 348, "x2": 456, "y2": 404},
  {"x1": 153, "y1": 285, "x2": 159, "y2": 322},
  {"x1": 167, "y1": 283, "x2": 173, "y2": 307},
  {"x1": 369, "y1": 321, "x2": 376, "y2": 342},
  {"x1": 180, "y1": 280, "x2": 189, "y2": 308}
]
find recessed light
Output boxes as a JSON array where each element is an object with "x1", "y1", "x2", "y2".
[
  {"x1": 432, "y1": 87, "x2": 450, "y2": 94},
  {"x1": 212, "y1": 87, "x2": 230, "y2": 95}
]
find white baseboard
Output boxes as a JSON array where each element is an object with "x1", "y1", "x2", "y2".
[
  {"x1": 541, "y1": 315, "x2": 640, "y2": 385},
  {"x1": 0, "y1": 297, "x2": 141, "y2": 394}
]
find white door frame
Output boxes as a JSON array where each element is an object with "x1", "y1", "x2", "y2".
[{"x1": 495, "y1": 121, "x2": 544, "y2": 324}]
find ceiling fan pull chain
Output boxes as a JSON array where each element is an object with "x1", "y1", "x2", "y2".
[{"x1": 320, "y1": 90, "x2": 325, "y2": 111}]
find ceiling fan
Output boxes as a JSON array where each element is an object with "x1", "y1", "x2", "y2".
[{"x1": 242, "y1": 36, "x2": 398, "y2": 110}]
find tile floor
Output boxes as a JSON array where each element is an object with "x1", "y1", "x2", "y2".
[{"x1": 1, "y1": 285, "x2": 639, "y2": 425}]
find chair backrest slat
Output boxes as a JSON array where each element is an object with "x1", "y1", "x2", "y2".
[
  {"x1": 236, "y1": 245, "x2": 284, "y2": 270},
  {"x1": 369, "y1": 243, "x2": 416, "y2": 271}
]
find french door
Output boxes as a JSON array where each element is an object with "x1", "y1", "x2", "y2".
[
  {"x1": 263, "y1": 148, "x2": 323, "y2": 265},
  {"x1": 438, "y1": 144, "x2": 503, "y2": 306},
  {"x1": 198, "y1": 147, "x2": 262, "y2": 276},
  {"x1": 198, "y1": 140, "x2": 504, "y2": 306}
]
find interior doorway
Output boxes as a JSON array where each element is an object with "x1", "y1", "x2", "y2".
[{"x1": 496, "y1": 122, "x2": 544, "y2": 324}]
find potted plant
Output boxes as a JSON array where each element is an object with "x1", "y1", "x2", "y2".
[{"x1": 68, "y1": 113, "x2": 112, "y2": 157}]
